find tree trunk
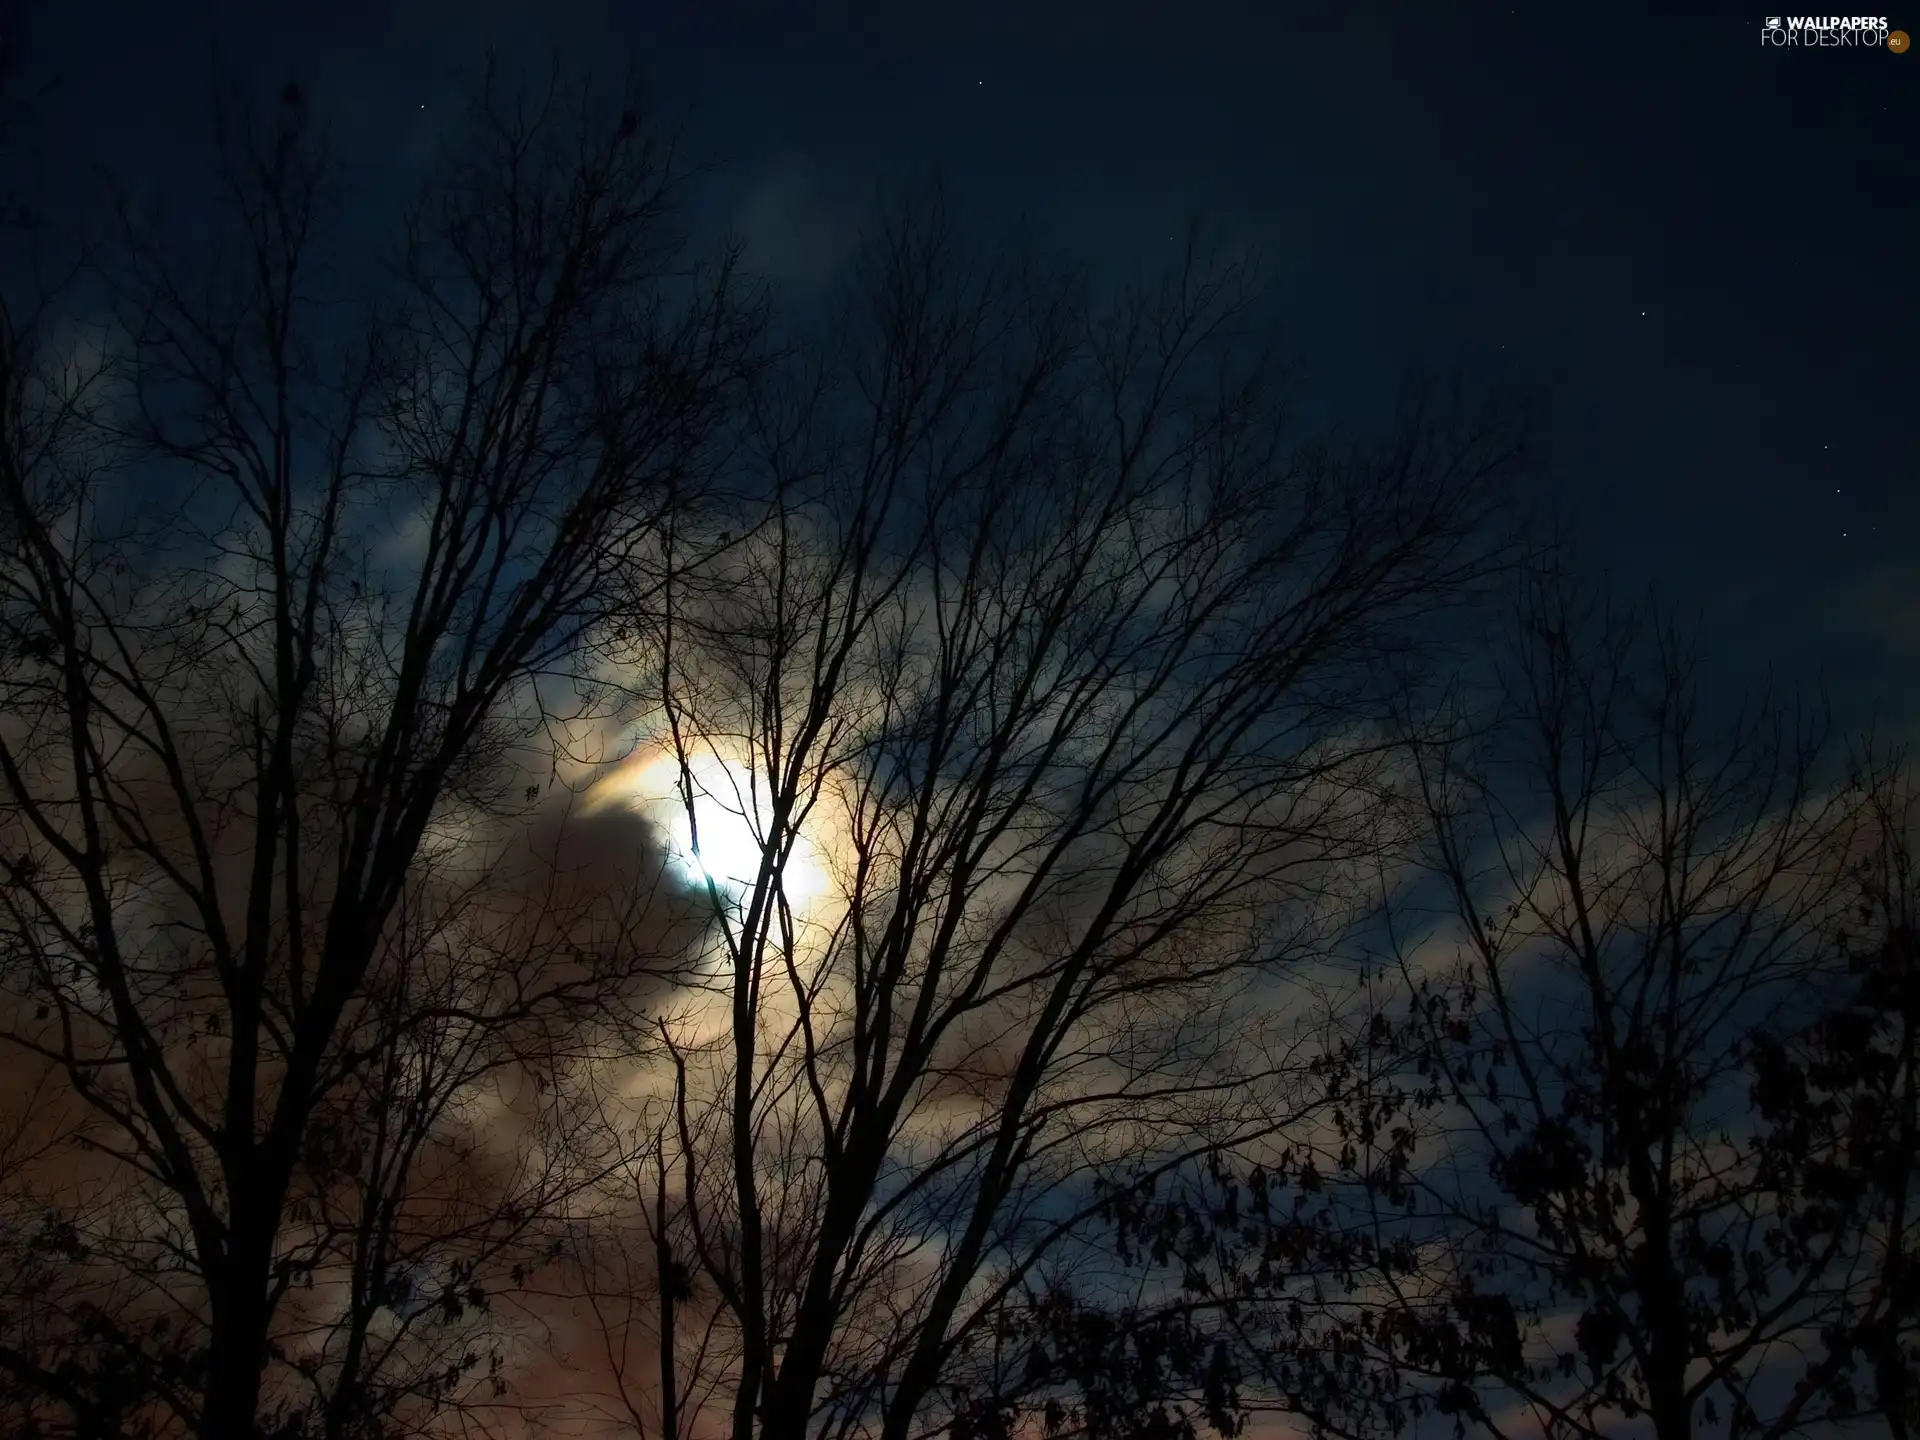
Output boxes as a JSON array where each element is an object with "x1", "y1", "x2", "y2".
[
  {"x1": 1640, "y1": 1245, "x2": 1692, "y2": 1440},
  {"x1": 199, "y1": 1205, "x2": 278, "y2": 1439}
]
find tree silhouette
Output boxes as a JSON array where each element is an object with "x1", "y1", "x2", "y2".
[
  {"x1": 0, "y1": 63, "x2": 759, "y2": 1439},
  {"x1": 1744, "y1": 756, "x2": 1920, "y2": 1436},
  {"x1": 1091, "y1": 574, "x2": 1909, "y2": 1440},
  {"x1": 570, "y1": 194, "x2": 1523, "y2": 1440},
  {"x1": 1375, "y1": 576, "x2": 1872, "y2": 1440}
]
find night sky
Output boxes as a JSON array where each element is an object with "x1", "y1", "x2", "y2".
[{"x1": 17, "y1": 0, "x2": 1916, "y2": 728}]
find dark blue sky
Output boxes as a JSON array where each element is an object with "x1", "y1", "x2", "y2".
[{"x1": 19, "y1": 0, "x2": 1917, "y2": 726}]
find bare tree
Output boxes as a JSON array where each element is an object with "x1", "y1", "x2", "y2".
[
  {"x1": 0, "y1": 63, "x2": 758, "y2": 1439},
  {"x1": 1068, "y1": 582, "x2": 1920, "y2": 1440},
  {"x1": 1742, "y1": 754, "x2": 1920, "y2": 1438},
  {"x1": 1324, "y1": 574, "x2": 1879, "y2": 1440},
  {"x1": 574, "y1": 199, "x2": 1521, "y2": 1440}
]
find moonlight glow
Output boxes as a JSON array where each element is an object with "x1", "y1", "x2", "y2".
[{"x1": 596, "y1": 751, "x2": 828, "y2": 906}]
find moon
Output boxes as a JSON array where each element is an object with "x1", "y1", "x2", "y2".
[
  {"x1": 668, "y1": 757, "x2": 771, "y2": 891},
  {"x1": 594, "y1": 750, "x2": 827, "y2": 907}
]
